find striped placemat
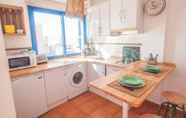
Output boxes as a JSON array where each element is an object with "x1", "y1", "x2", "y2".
[{"x1": 108, "y1": 79, "x2": 154, "y2": 97}]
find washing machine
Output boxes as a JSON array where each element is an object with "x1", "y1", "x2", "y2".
[{"x1": 67, "y1": 63, "x2": 88, "y2": 99}]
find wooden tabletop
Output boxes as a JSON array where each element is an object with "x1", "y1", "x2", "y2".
[{"x1": 89, "y1": 61, "x2": 176, "y2": 108}]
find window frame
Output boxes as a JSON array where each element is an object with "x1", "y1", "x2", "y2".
[{"x1": 28, "y1": 6, "x2": 86, "y2": 59}]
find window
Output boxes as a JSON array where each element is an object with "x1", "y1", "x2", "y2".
[
  {"x1": 64, "y1": 17, "x2": 81, "y2": 55},
  {"x1": 28, "y1": 6, "x2": 86, "y2": 58},
  {"x1": 33, "y1": 11, "x2": 64, "y2": 57}
]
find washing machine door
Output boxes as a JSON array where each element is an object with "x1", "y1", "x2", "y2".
[{"x1": 71, "y1": 71, "x2": 84, "y2": 87}]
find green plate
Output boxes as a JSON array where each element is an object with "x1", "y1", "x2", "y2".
[
  {"x1": 119, "y1": 75, "x2": 145, "y2": 86},
  {"x1": 144, "y1": 64, "x2": 160, "y2": 73},
  {"x1": 119, "y1": 82, "x2": 145, "y2": 88}
]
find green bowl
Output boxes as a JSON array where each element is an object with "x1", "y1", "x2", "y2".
[
  {"x1": 119, "y1": 75, "x2": 145, "y2": 86},
  {"x1": 144, "y1": 64, "x2": 160, "y2": 73}
]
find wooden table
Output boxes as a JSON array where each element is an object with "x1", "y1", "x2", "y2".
[{"x1": 89, "y1": 61, "x2": 176, "y2": 118}]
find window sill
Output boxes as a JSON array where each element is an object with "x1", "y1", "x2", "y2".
[{"x1": 48, "y1": 53, "x2": 81, "y2": 60}]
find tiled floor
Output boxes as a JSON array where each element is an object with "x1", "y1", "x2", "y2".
[{"x1": 40, "y1": 92, "x2": 183, "y2": 118}]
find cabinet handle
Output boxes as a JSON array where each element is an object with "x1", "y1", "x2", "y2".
[{"x1": 37, "y1": 76, "x2": 42, "y2": 79}]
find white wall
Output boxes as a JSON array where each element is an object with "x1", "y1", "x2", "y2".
[
  {"x1": 141, "y1": 8, "x2": 167, "y2": 62},
  {"x1": 164, "y1": 0, "x2": 186, "y2": 95},
  {"x1": 0, "y1": 0, "x2": 65, "y2": 49},
  {"x1": 91, "y1": 0, "x2": 167, "y2": 62},
  {"x1": 0, "y1": 23, "x2": 16, "y2": 118}
]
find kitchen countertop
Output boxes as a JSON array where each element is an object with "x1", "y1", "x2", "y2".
[
  {"x1": 89, "y1": 61, "x2": 176, "y2": 108},
  {"x1": 9, "y1": 56, "x2": 127, "y2": 79}
]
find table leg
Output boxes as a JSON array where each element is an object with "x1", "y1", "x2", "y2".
[{"x1": 122, "y1": 102, "x2": 129, "y2": 118}]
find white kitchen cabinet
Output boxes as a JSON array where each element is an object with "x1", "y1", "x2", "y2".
[
  {"x1": 106, "y1": 65, "x2": 123, "y2": 76},
  {"x1": 12, "y1": 73, "x2": 47, "y2": 118},
  {"x1": 110, "y1": 0, "x2": 143, "y2": 33},
  {"x1": 88, "y1": 62, "x2": 106, "y2": 82},
  {"x1": 87, "y1": 0, "x2": 110, "y2": 39},
  {"x1": 45, "y1": 67, "x2": 68, "y2": 109},
  {"x1": 99, "y1": 0, "x2": 110, "y2": 36},
  {"x1": 87, "y1": 5, "x2": 99, "y2": 38}
]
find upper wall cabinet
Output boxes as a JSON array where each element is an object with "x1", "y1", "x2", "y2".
[
  {"x1": 110, "y1": 0, "x2": 144, "y2": 34},
  {"x1": 87, "y1": 0, "x2": 110, "y2": 39},
  {"x1": 87, "y1": 0, "x2": 144, "y2": 37}
]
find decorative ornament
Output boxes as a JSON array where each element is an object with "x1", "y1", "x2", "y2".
[{"x1": 144, "y1": 0, "x2": 166, "y2": 16}]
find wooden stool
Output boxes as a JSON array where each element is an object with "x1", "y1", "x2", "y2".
[
  {"x1": 160, "y1": 91, "x2": 186, "y2": 118},
  {"x1": 140, "y1": 114, "x2": 162, "y2": 118},
  {"x1": 162, "y1": 91, "x2": 186, "y2": 105}
]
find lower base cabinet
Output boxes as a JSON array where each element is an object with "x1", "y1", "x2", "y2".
[
  {"x1": 11, "y1": 65, "x2": 75, "y2": 118},
  {"x1": 45, "y1": 67, "x2": 68, "y2": 110},
  {"x1": 12, "y1": 72, "x2": 47, "y2": 118},
  {"x1": 88, "y1": 62, "x2": 106, "y2": 82}
]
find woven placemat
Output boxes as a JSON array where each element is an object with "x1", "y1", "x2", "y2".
[
  {"x1": 108, "y1": 79, "x2": 154, "y2": 97},
  {"x1": 134, "y1": 64, "x2": 170, "y2": 78}
]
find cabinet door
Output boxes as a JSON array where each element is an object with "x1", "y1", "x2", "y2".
[
  {"x1": 87, "y1": 5, "x2": 100, "y2": 39},
  {"x1": 88, "y1": 63, "x2": 106, "y2": 82},
  {"x1": 110, "y1": 0, "x2": 125, "y2": 31},
  {"x1": 124, "y1": 0, "x2": 138, "y2": 28},
  {"x1": 99, "y1": 0, "x2": 110, "y2": 36},
  {"x1": 45, "y1": 67, "x2": 67, "y2": 109},
  {"x1": 87, "y1": 0, "x2": 110, "y2": 39},
  {"x1": 12, "y1": 73, "x2": 47, "y2": 118},
  {"x1": 110, "y1": 0, "x2": 142, "y2": 32}
]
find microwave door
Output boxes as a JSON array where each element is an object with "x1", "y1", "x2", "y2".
[{"x1": 9, "y1": 57, "x2": 30, "y2": 69}]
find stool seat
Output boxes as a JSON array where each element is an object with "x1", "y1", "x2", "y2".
[
  {"x1": 139, "y1": 114, "x2": 162, "y2": 118},
  {"x1": 162, "y1": 91, "x2": 186, "y2": 105}
]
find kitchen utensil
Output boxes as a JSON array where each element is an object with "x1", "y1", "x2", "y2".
[{"x1": 147, "y1": 53, "x2": 159, "y2": 65}]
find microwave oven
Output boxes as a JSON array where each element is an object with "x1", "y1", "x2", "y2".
[{"x1": 7, "y1": 51, "x2": 37, "y2": 71}]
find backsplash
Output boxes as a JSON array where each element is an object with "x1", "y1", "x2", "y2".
[{"x1": 92, "y1": 42, "x2": 141, "y2": 60}]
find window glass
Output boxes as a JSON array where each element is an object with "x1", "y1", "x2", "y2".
[
  {"x1": 33, "y1": 11, "x2": 64, "y2": 57},
  {"x1": 64, "y1": 16, "x2": 81, "y2": 54}
]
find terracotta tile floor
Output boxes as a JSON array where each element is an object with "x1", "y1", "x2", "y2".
[{"x1": 39, "y1": 92, "x2": 184, "y2": 118}]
